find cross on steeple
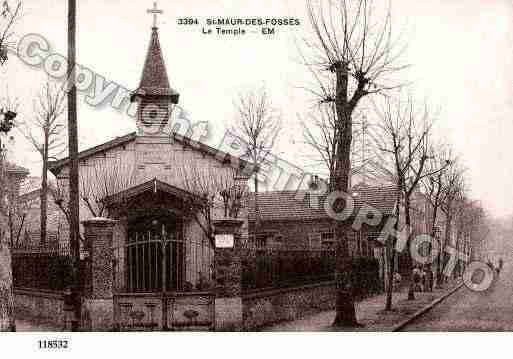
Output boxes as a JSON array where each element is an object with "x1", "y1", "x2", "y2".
[{"x1": 147, "y1": 2, "x2": 163, "y2": 28}]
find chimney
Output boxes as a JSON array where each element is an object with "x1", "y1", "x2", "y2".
[{"x1": 308, "y1": 175, "x2": 319, "y2": 190}]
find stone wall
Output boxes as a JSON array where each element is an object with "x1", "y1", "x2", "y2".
[
  {"x1": 242, "y1": 281, "x2": 336, "y2": 330},
  {"x1": 14, "y1": 288, "x2": 64, "y2": 327}
]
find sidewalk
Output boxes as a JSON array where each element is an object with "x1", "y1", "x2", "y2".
[
  {"x1": 262, "y1": 279, "x2": 462, "y2": 331},
  {"x1": 15, "y1": 318, "x2": 62, "y2": 332}
]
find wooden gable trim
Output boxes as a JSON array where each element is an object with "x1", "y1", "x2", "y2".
[
  {"x1": 102, "y1": 178, "x2": 201, "y2": 207},
  {"x1": 48, "y1": 131, "x2": 257, "y2": 177}
]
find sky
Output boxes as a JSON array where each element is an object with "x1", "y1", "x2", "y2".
[{"x1": 1, "y1": 0, "x2": 513, "y2": 218}]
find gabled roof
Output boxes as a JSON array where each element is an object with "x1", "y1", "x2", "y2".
[
  {"x1": 248, "y1": 185, "x2": 399, "y2": 222},
  {"x1": 4, "y1": 161, "x2": 29, "y2": 176},
  {"x1": 47, "y1": 131, "x2": 256, "y2": 176},
  {"x1": 19, "y1": 188, "x2": 41, "y2": 203},
  {"x1": 102, "y1": 178, "x2": 200, "y2": 207},
  {"x1": 48, "y1": 132, "x2": 136, "y2": 175}
]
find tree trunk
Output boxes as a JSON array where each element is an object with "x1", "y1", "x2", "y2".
[
  {"x1": 254, "y1": 172, "x2": 259, "y2": 226},
  {"x1": 8, "y1": 209, "x2": 13, "y2": 247},
  {"x1": 442, "y1": 214, "x2": 452, "y2": 283},
  {"x1": 385, "y1": 240, "x2": 395, "y2": 311},
  {"x1": 385, "y1": 205, "x2": 400, "y2": 311},
  {"x1": 404, "y1": 200, "x2": 416, "y2": 300},
  {"x1": 40, "y1": 138, "x2": 49, "y2": 246},
  {"x1": 331, "y1": 62, "x2": 358, "y2": 328},
  {"x1": 333, "y1": 222, "x2": 357, "y2": 326},
  {"x1": 0, "y1": 240, "x2": 15, "y2": 331},
  {"x1": 430, "y1": 204, "x2": 441, "y2": 288}
]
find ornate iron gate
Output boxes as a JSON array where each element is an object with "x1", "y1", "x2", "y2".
[
  {"x1": 113, "y1": 215, "x2": 185, "y2": 293},
  {"x1": 111, "y1": 215, "x2": 215, "y2": 330}
]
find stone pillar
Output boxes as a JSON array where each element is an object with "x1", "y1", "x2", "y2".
[
  {"x1": 213, "y1": 218, "x2": 244, "y2": 331},
  {"x1": 81, "y1": 218, "x2": 117, "y2": 331}
]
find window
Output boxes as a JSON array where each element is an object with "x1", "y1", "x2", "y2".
[
  {"x1": 308, "y1": 233, "x2": 321, "y2": 248},
  {"x1": 321, "y1": 230, "x2": 335, "y2": 249},
  {"x1": 361, "y1": 237, "x2": 369, "y2": 257},
  {"x1": 255, "y1": 234, "x2": 268, "y2": 248},
  {"x1": 254, "y1": 231, "x2": 279, "y2": 248}
]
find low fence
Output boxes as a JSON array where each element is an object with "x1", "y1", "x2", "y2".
[
  {"x1": 241, "y1": 253, "x2": 381, "y2": 329},
  {"x1": 12, "y1": 243, "x2": 72, "y2": 291},
  {"x1": 241, "y1": 249, "x2": 381, "y2": 298},
  {"x1": 11, "y1": 242, "x2": 87, "y2": 292},
  {"x1": 241, "y1": 249, "x2": 335, "y2": 291}
]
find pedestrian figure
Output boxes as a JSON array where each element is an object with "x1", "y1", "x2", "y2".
[
  {"x1": 393, "y1": 272, "x2": 402, "y2": 292},
  {"x1": 420, "y1": 267, "x2": 427, "y2": 292},
  {"x1": 63, "y1": 287, "x2": 76, "y2": 331},
  {"x1": 412, "y1": 266, "x2": 422, "y2": 292},
  {"x1": 424, "y1": 265, "x2": 434, "y2": 292}
]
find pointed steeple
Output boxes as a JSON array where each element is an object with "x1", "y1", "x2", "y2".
[
  {"x1": 131, "y1": 14, "x2": 180, "y2": 136},
  {"x1": 131, "y1": 27, "x2": 179, "y2": 103},
  {"x1": 139, "y1": 27, "x2": 170, "y2": 94}
]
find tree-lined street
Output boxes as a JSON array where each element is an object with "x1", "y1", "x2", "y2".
[
  {"x1": 1, "y1": 0, "x2": 512, "y2": 338},
  {"x1": 402, "y1": 266, "x2": 510, "y2": 331}
]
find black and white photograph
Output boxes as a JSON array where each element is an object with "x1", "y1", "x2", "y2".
[{"x1": 1, "y1": 0, "x2": 513, "y2": 355}]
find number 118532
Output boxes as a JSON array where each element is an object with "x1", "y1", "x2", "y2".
[{"x1": 38, "y1": 340, "x2": 69, "y2": 349}]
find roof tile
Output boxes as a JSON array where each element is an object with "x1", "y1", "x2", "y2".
[{"x1": 248, "y1": 185, "x2": 399, "y2": 222}]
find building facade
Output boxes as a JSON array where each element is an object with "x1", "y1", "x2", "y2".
[{"x1": 48, "y1": 24, "x2": 253, "y2": 293}]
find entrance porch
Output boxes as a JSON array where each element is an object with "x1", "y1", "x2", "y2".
[{"x1": 101, "y1": 178, "x2": 215, "y2": 330}]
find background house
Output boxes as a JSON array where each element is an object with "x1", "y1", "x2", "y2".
[
  {"x1": 247, "y1": 183, "x2": 399, "y2": 289},
  {"x1": 16, "y1": 185, "x2": 68, "y2": 247}
]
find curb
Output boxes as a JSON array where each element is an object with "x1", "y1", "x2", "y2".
[{"x1": 391, "y1": 282, "x2": 464, "y2": 332}]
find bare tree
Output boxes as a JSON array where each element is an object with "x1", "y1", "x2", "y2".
[
  {"x1": 0, "y1": 176, "x2": 36, "y2": 247},
  {"x1": 452, "y1": 194, "x2": 475, "y2": 276},
  {"x1": 79, "y1": 158, "x2": 136, "y2": 218},
  {"x1": 231, "y1": 86, "x2": 281, "y2": 223},
  {"x1": 438, "y1": 162, "x2": 466, "y2": 283},
  {"x1": 50, "y1": 158, "x2": 136, "y2": 249},
  {"x1": 301, "y1": 106, "x2": 377, "y2": 184},
  {"x1": 178, "y1": 164, "x2": 249, "y2": 247},
  {"x1": 420, "y1": 144, "x2": 456, "y2": 285},
  {"x1": 0, "y1": 1, "x2": 21, "y2": 65},
  {"x1": 461, "y1": 201, "x2": 488, "y2": 261},
  {"x1": 51, "y1": 180, "x2": 73, "y2": 235},
  {"x1": 11, "y1": 189, "x2": 37, "y2": 246},
  {"x1": 18, "y1": 81, "x2": 66, "y2": 245},
  {"x1": 371, "y1": 95, "x2": 449, "y2": 308},
  {"x1": 301, "y1": 0, "x2": 407, "y2": 327}
]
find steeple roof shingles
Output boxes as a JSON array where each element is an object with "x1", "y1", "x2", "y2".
[{"x1": 132, "y1": 27, "x2": 179, "y2": 101}]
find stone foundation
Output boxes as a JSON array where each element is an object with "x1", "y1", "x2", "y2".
[
  {"x1": 14, "y1": 288, "x2": 64, "y2": 327},
  {"x1": 113, "y1": 292, "x2": 214, "y2": 331},
  {"x1": 81, "y1": 298, "x2": 114, "y2": 331},
  {"x1": 215, "y1": 297, "x2": 243, "y2": 331},
  {"x1": 242, "y1": 281, "x2": 336, "y2": 330}
]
